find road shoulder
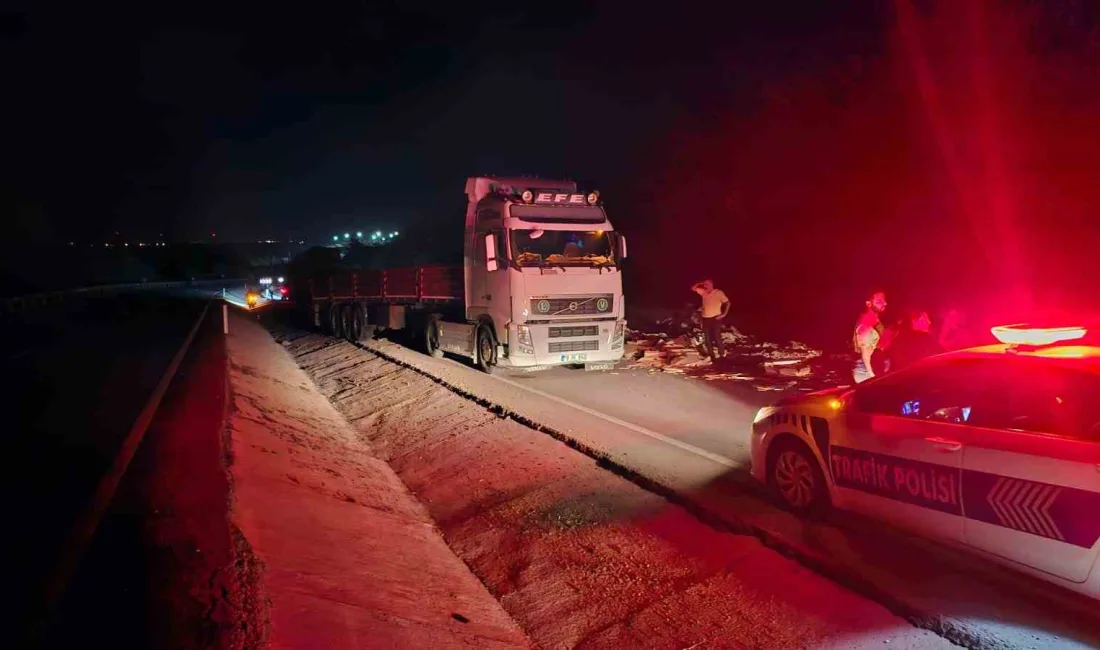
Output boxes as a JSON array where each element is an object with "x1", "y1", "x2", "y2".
[{"x1": 224, "y1": 311, "x2": 531, "y2": 649}]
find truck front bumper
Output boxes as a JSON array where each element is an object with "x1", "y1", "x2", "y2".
[{"x1": 502, "y1": 320, "x2": 626, "y2": 369}]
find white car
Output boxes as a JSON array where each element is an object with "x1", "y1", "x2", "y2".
[{"x1": 750, "y1": 324, "x2": 1100, "y2": 598}]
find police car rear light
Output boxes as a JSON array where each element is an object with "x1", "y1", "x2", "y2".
[{"x1": 990, "y1": 324, "x2": 1087, "y2": 347}]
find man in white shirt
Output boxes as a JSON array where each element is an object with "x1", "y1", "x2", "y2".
[
  {"x1": 852, "y1": 291, "x2": 887, "y2": 383},
  {"x1": 691, "y1": 279, "x2": 730, "y2": 360}
]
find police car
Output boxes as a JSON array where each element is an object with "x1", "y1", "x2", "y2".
[{"x1": 750, "y1": 324, "x2": 1100, "y2": 598}]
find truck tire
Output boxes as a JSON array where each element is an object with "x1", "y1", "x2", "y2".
[
  {"x1": 475, "y1": 324, "x2": 495, "y2": 374},
  {"x1": 338, "y1": 305, "x2": 352, "y2": 343},
  {"x1": 329, "y1": 304, "x2": 344, "y2": 339},
  {"x1": 423, "y1": 315, "x2": 443, "y2": 358},
  {"x1": 349, "y1": 305, "x2": 367, "y2": 343}
]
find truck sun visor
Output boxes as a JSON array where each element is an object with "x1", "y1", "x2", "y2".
[{"x1": 510, "y1": 204, "x2": 607, "y2": 223}]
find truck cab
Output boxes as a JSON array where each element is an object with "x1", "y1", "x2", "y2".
[{"x1": 463, "y1": 177, "x2": 628, "y2": 370}]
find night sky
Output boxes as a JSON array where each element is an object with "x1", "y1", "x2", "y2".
[{"x1": 6, "y1": 1, "x2": 1100, "y2": 339}]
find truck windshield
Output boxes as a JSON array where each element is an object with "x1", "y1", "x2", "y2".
[{"x1": 510, "y1": 229, "x2": 614, "y2": 267}]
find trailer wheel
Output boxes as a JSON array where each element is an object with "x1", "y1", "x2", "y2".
[
  {"x1": 328, "y1": 304, "x2": 344, "y2": 339},
  {"x1": 423, "y1": 315, "x2": 443, "y2": 358},
  {"x1": 349, "y1": 305, "x2": 368, "y2": 342},
  {"x1": 344, "y1": 306, "x2": 355, "y2": 339},
  {"x1": 475, "y1": 324, "x2": 495, "y2": 373}
]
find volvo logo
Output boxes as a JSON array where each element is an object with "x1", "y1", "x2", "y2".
[
  {"x1": 537, "y1": 300, "x2": 550, "y2": 313},
  {"x1": 568, "y1": 301, "x2": 578, "y2": 311},
  {"x1": 596, "y1": 298, "x2": 609, "y2": 312}
]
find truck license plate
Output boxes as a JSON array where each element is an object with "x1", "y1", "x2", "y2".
[{"x1": 561, "y1": 353, "x2": 587, "y2": 363}]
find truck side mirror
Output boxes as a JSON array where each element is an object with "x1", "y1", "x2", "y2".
[
  {"x1": 484, "y1": 233, "x2": 499, "y2": 271},
  {"x1": 616, "y1": 233, "x2": 628, "y2": 260}
]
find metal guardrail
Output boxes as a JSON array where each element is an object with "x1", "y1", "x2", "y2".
[{"x1": 0, "y1": 279, "x2": 247, "y2": 314}]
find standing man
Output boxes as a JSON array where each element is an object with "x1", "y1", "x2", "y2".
[
  {"x1": 691, "y1": 279, "x2": 730, "y2": 360},
  {"x1": 888, "y1": 309, "x2": 940, "y2": 371},
  {"x1": 853, "y1": 290, "x2": 887, "y2": 383}
]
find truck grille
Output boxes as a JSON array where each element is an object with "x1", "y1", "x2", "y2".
[
  {"x1": 531, "y1": 294, "x2": 613, "y2": 317},
  {"x1": 549, "y1": 340, "x2": 600, "y2": 353},
  {"x1": 548, "y1": 325, "x2": 598, "y2": 338}
]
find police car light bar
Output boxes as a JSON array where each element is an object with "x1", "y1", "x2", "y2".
[{"x1": 990, "y1": 324, "x2": 1087, "y2": 347}]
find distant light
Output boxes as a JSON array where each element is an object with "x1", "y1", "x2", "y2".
[
  {"x1": 375, "y1": 231, "x2": 381, "y2": 237},
  {"x1": 277, "y1": 276, "x2": 284, "y2": 283},
  {"x1": 392, "y1": 231, "x2": 398, "y2": 237},
  {"x1": 124, "y1": 243, "x2": 129, "y2": 247},
  {"x1": 371, "y1": 233, "x2": 378, "y2": 240},
  {"x1": 344, "y1": 233, "x2": 350, "y2": 239},
  {"x1": 356, "y1": 231, "x2": 363, "y2": 238}
]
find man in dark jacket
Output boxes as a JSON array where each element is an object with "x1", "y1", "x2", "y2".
[{"x1": 889, "y1": 310, "x2": 940, "y2": 371}]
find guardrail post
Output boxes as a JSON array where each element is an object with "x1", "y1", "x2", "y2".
[{"x1": 223, "y1": 303, "x2": 229, "y2": 335}]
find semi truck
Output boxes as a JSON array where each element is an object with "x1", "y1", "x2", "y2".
[{"x1": 309, "y1": 176, "x2": 628, "y2": 373}]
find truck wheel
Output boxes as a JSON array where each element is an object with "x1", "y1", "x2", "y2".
[
  {"x1": 767, "y1": 437, "x2": 829, "y2": 515},
  {"x1": 475, "y1": 324, "x2": 495, "y2": 373},
  {"x1": 349, "y1": 306, "x2": 367, "y2": 343},
  {"x1": 324, "y1": 305, "x2": 337, "y2": 336},
  {"x1": 329, "y1": 304, "x2": 344, "y2": 339},
  {"x1": 345, "y1": 305, "x2": 360, "y2": 342},
  {"x1": 423, "y1": 315, "x2": 443, "y2": 358}
]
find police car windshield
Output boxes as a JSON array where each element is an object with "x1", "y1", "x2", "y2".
[
  {"x1": 853, "y1": 356, "x2": 1100, "y2": 439},
  {"x1": 510, "y1": 229, "x2": 614, "y2": 267}
]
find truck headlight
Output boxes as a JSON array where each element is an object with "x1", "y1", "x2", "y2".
[
  {"x1": 517, "y1": 325, "x2": 534, "y2": 354},
  {"x1": 611, "y1": 321, "x2": 625, "y2": 350}
]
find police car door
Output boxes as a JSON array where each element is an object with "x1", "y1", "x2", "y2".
[
  {"x1": 961, "y1": 360, "x2": 1100, "y2": 584},
  {"x1": 836, "y1": 359, "x2": 982, "y2": 544}
]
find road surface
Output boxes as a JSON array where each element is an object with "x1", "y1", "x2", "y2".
[
  {"x1": 0, "y1": 284, "x2": 241, "y2": 645},
  {"x1": 501, "y1": 363, "x2": 771, "y2": 462}
]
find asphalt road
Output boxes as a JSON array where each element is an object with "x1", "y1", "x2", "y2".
[
  {"x1": 0, "y1": 286, "x2": 236, "y2": 645},
  {"x1": 500, "y1": 363, "x2": 772, "y2": 462}
]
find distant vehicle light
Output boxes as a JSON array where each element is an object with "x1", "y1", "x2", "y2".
[
  {"x1": 246, "y1": 291, "x2": 259, "y2": 306},
  {"x1": 587, "y1": 191, "x2": 600, "y2": 205},
  {"x1": 990, "y1": 324, "x2": 1087, "y2": 347},
  {"x1": 277, "y1": 276, "x2": 284, "y2": 283},
  {"x1": 280, "y1": 286, "x2": 289, "y2": 295},
  {"x1": 521, "y1": 190, "x2": 534, "y2": 203}
]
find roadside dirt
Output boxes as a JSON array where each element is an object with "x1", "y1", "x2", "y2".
[
  {"x1": 224, "y1": 312, "x2": 531, "y2": 649},
  {"x1": 277, "y1": 329, "x2": 953, "y2": 650}
]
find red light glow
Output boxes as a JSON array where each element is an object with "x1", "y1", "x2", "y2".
[
  {"x1": 990, "y1": 324, "x2": 1087, "y2": 347},
  {"x1": 280, "y1": 286, "x2": 289, "y2": 295}
]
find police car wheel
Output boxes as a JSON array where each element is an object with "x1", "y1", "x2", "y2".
[{"x1": 769, "y1": 438, "x2": 828, "y2": 513}]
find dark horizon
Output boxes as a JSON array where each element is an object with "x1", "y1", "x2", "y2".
[{"x1": 7, "y1": 1, "x2": 1100, "y2": 343}]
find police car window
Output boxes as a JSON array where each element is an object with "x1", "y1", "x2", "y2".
[
  {"x1": 851, "y1": 359, "x2": 986, "y2": 424},
  {"x1": 978, "y1": 362, "x2": 1100, "y2": 440}
]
